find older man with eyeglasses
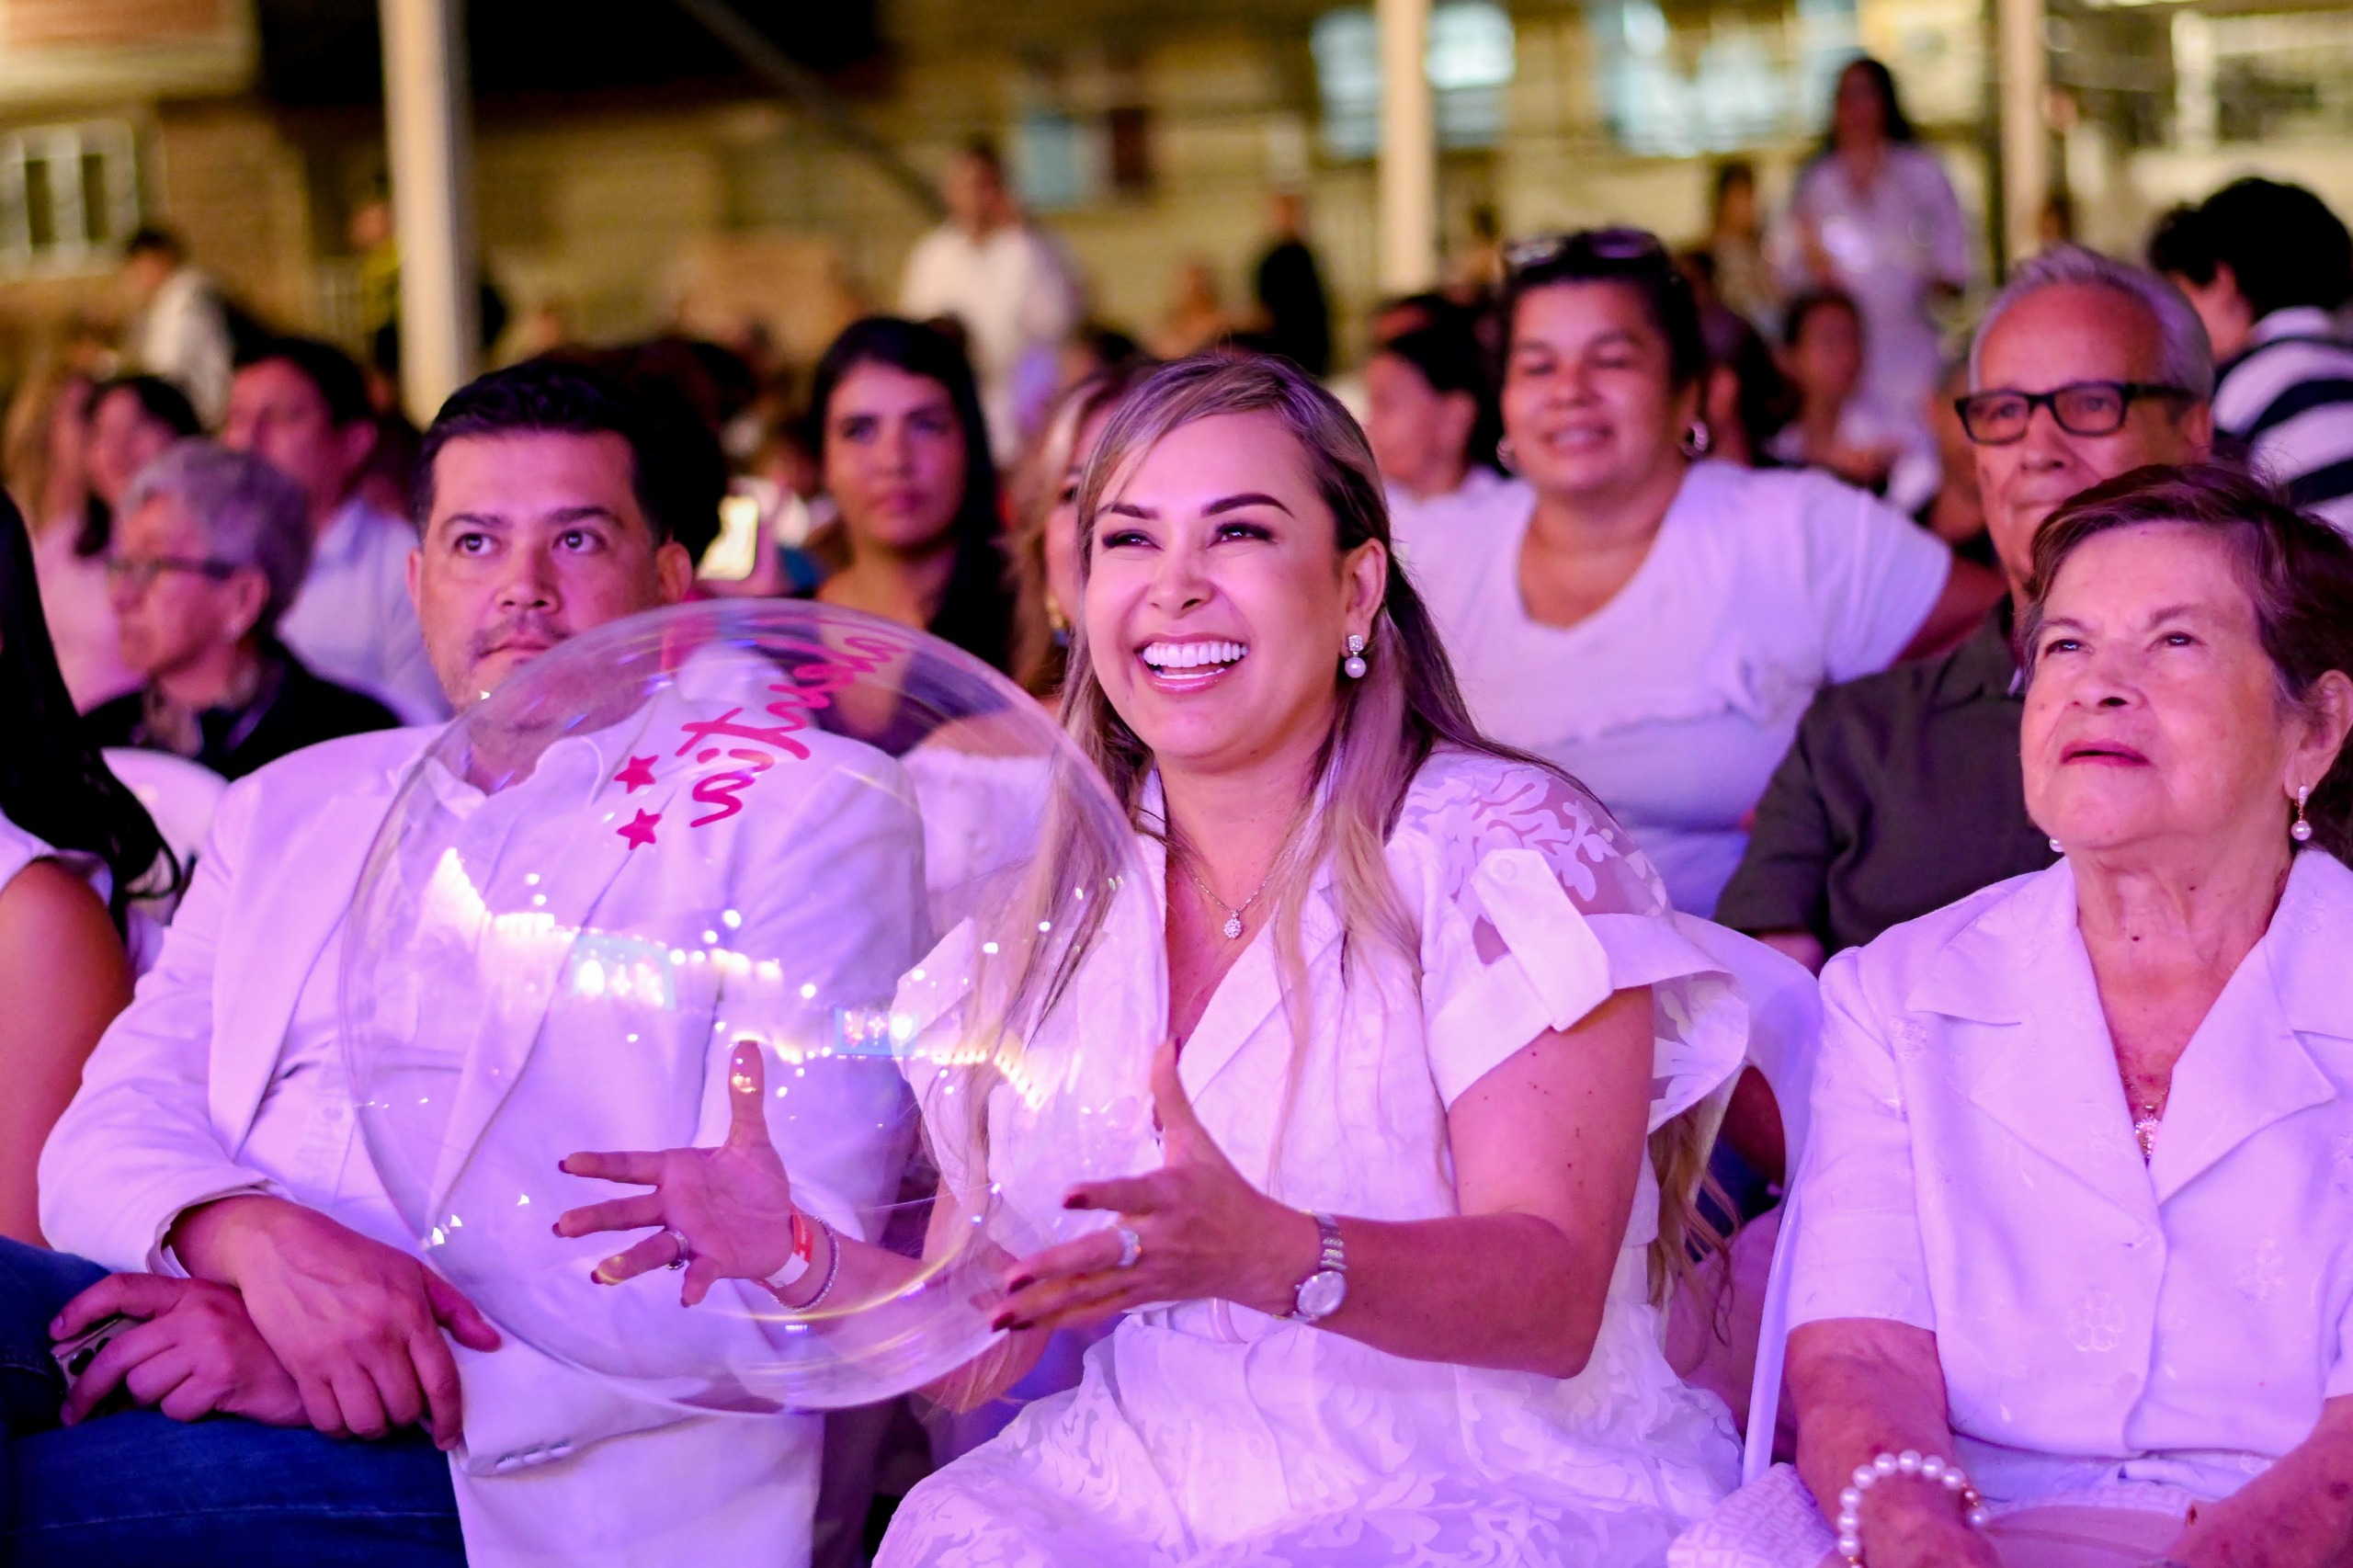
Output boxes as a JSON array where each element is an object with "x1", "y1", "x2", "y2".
[
  {"x1": 83, "y1": 440, "x2": 397, "y2": 781},
  {"x1": 1718, "y1": 246, "x2": 2215, "y2": 975}
]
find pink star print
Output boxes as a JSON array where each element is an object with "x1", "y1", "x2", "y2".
[
  {"x1": 615, "y1": 755, "x2": 657, "y2": 792},
  {"x1": 617, "y1": 809, "x2": 661, "y2": 850}
]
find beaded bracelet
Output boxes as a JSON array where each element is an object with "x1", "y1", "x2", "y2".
[{"x1": 1834, "y1": 1449, "x2": 1991, "y2": 1565}]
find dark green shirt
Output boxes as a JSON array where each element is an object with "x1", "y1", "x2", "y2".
[{"x1": 1716, "y1": 603, "x2": 2058, "y2": 956}]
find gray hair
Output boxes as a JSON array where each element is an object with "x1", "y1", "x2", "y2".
[
  {"x1": 120, "y1": 439, "x2": 313, "y2": 634},
  {"x1": 1969, "y1": 244, "x2": 2215, "y2": 402}
]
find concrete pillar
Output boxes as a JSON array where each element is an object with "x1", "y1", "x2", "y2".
[
  {"x1": 2172, "y1": 10, "x2": 2219, "y2": 156},
  {"x1": 1377, "y1": 0, "x2": 1438, "y2": 294},
  {"x1": 1995, "y1": 0, "x2": 2049, "y2": 265},
  {"x1": 379, "y1": 0, "x2": 479, "y2": 423}
]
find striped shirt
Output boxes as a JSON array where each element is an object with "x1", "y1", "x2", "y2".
[{"x1": 2214, "y1": 305, "x2": 2353, "y2": 534}]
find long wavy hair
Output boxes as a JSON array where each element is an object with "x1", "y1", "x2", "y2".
[
  {"x1": 1043, "y1": 354, "x2": 1722, "y2": 1302},
  {"x1": 0, "y1": 492, "x2": 176, "y2": 930}
]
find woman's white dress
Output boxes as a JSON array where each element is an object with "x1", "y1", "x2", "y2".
[{"x1": 880, "y1": 748, "x2": 1750, "y2": 1567}]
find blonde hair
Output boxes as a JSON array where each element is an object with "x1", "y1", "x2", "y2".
[
  {"x1": 1006, "y1": 362, "x2": 1158, "y2": 698},
  {"x1": 1045, "y1": 353, "x2": 1722, "y2": 1303}
]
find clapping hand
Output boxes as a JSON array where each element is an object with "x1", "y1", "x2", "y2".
[
  {"x1": 557, "y1": 1040, "x2": 804, "y2": 1307},
  {"x1": 991, "y1": 1038, "x2": 1316, "y2": 1333}
]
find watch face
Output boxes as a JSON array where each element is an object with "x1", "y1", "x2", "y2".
[{"x1": 1297, "y1": 1269, "x2": 1347, "y2": 1321}]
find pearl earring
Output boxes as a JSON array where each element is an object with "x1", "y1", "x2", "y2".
[
  {"x1": 2292, "y1": 784, "x2": 2313, "y2": 844},
  {"x1": 1342, "y1": 633, "x2": 1368, "y2": 680},
  {"x1": 2049, "y1": 836, "x2": 2063, "y2": 855}
]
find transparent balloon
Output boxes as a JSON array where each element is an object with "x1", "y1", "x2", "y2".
[{"x1": 341, "y1": 601, "x2": 1163, "y2": 1414}]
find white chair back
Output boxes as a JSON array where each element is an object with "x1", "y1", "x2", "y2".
[
  {"x1": 1671, "y1": 915, "x2": 1824, "y2": 1483},
  {"x1": 104, "y1": 746, "x2": 227, "y2": 880}
]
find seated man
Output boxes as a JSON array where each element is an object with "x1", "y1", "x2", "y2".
[
  {"x1": 1717, "y1": 245, "x2": 2214, "y2": 972},
  {"x1": 224, "y1": 336, "x2": 448, "y2": 724},
  {"x1": 2149, "y1": 177, "x2": 2353, "y2": 533},
  {"x1": 83, "y1": 440, "x2": 398, "y2": 780},
  {"x1": 9, "y1": 359, "x2": 915, "y2": 1567}
]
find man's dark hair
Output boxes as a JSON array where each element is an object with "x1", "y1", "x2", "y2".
[
  {"x1": 415, "y1": 356, "x2": 725, "y2": 560},
  {"x1": 240, "y1": 335, "x2": 375, "y2": 428},
  {"x1": 123, "y1": 226, "x2": 184, "y2": 263},
  {"x1": 2147, "y1": 178, "x2": 2353, "y2": 321}
]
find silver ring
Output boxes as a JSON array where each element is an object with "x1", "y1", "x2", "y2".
[
  {"x1": 664, "y1": 1226, "x2": 693, "y2": 1270},
  {"x1": 1112, "y1": 1224, "x2": 1142, "y2": 1270}
]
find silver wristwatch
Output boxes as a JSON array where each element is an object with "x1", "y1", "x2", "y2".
[{"x1": 1289, "y1": 1211, "x2": 1348, "y2": 1324}]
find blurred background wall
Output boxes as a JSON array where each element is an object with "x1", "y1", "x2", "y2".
[{"x1": 0, "y1": 0, "x2": 2346, "y2": 396}]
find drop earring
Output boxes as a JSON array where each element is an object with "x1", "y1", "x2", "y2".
[
  {"x1": 1342, "y1": 633, "x2": 1368, "y2": 679},
  {"x1": 2292, "y1": 784, "x2": 2313, "y2": 844},
  {"x1": 1495, "y1": 437, "x2": 1519, "y2": 475}
]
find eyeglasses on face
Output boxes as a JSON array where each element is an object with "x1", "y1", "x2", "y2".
[
  {"x1": 1955, "y1": 381, "x2": 2194, "y2": 445},
  {"x1": 103, "y1": 553, "x2": 242, "y2": 595}
]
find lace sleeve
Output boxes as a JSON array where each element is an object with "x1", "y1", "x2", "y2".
[{"x1": 1400, "y1": 754, "x2": 1747, "y2": 1124}]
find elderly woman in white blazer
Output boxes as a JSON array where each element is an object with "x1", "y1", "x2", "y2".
[{"x1": 1681, "y1": 465, "x2": 2353, "y2": 1568}]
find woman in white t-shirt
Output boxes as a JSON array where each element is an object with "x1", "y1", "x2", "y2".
[{"x1": 1415, "y1": 228, "x2": 1998, "y2": 915}]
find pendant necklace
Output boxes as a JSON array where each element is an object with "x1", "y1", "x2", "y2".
[
  {"x1": 2132, "y1": 1096, "x2": 2167, "y2": 1162},
  {"x1": 1176, "y1": 854, "x2": 1270, "y2": 940}
]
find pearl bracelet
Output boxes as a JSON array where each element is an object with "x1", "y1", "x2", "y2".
[{"x1": 1834, "y1": 1449, "x2": 1990, "y2": 1564}]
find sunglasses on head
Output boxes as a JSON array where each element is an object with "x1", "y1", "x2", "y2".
[{"x1": 1503, "y1": 227, "x2": 1669, "y2": 278}]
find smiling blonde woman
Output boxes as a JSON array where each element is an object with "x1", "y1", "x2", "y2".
[{"x1": 554, "y1": 354, "x2": 1760, "y2": 1565}]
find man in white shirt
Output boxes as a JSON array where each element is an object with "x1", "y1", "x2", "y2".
[
  {"x1": 899, "y1": 141, "x2": 1081, "y2": 465},
  {"x1": 11, "y1": 358, "x2": 924, "y2": 1566},
  {"x1": 121, "y1": 228, "x2": 236, "y2": 430},
  {"x1": 224, "y1": 337, "x2": 449, "y2": 724}
]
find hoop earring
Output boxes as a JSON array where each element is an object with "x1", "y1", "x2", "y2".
[
  {"x1": 1342, "y1": 633, "x2": 1369, "y2": 680},
  {"x1": 1679, "y1": 420, "x2": 1713, "y2": 460},
  {"x1": 1495, "y1": 437, "x2": 1520, "y2": 476},
  {"x1": 2292, "y1": 783, "x2": 2314, "y2": 844}
]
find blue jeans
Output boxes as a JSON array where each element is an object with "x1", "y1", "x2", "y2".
[{"x1": 0, "y1": 1239, "x2": 464, "y2": 1566}]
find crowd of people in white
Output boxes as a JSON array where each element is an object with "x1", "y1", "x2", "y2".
[{"x1": 5, "y1": 59, "x2": 2353, "y2": 1568}]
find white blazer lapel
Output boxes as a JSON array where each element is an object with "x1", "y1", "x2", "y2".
[
  {"x1": 2152, "y1": 855, "x2": 2343, "y2": 1201},
  {"x1": 1910, "y1": 863, "x2": 2160, "y2": 1226},
  {"x1": 211, "y1": 782, "x2": 403, "y2": 1149},
  {"x1": 425, "y1": 763, "x2": 684, "y2": 1215}
]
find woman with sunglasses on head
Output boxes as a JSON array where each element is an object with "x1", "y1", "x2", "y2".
[
  {"x1": 1413, "y1": 228, "x2": 2000, "y2": 921},
  {"x1": 557, "y1": 355, "x2": 1757, "y2": 1563}
]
